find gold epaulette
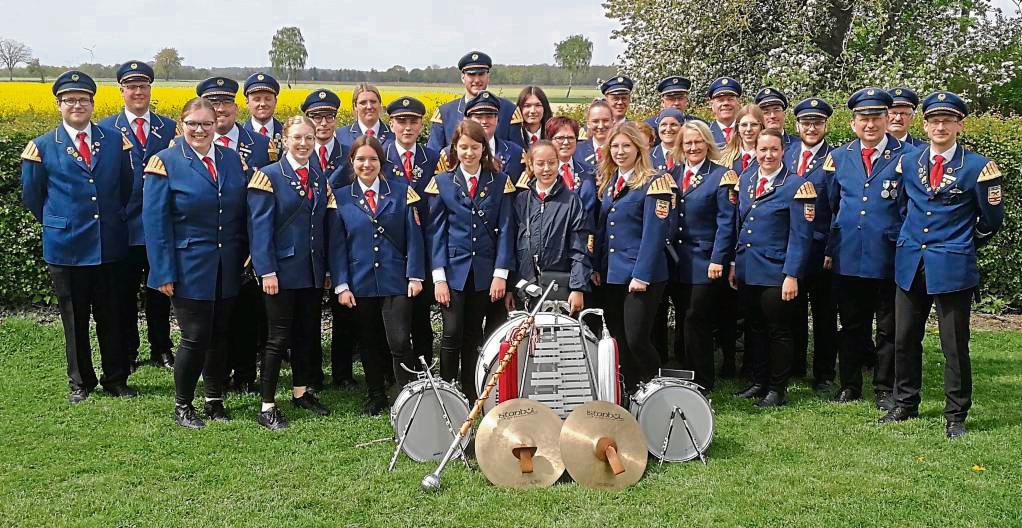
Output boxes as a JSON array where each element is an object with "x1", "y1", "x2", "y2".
[
  {"x1": 430, "y1": 109, "x2": 443, "y2": 124},
  {"x1": 822, "y1": 153, "x2": 836, "y2": 172},
  {"x1": 326, "y1": 185, "x2": 337, "y2": 209},
  {"x1": 248, "y1": 170, "x2": 274, "y2": 193},
  {"x1": 647, "y1": 173, "x2": 676, "y2": 195},
  {"x1": 20, "y1": 140, "x2": 41, "y2": 163},
  {"x1": 516, "y1": 172, "x2": 532, "y2": 190},
  {"x1": 719, "y1": 169, "x2": 739, "y2": 187},
  {"x1": 407, "y1": 186, "x2": 421, "y2": 205},
  {"x1": 267, "y1": 141, "x2": 279, "y2": 161},
  {"x1": 510, "y1": 107, "x2": 523, "y2": 125},
  {"x1": 144, "y1": 155, "x2": 167, "y2": 176},
  {"x1": 978, "y1": 160, "x2": 1003, "y2": 182},
  {"x1": 122, "y1": 135, "x2": 133, "y2": 151},
  {"x1": 424, "y1": 177, "x2": 440, "y2": 194},
  {"x1": 436, "y1": 150, "x2": 451, "y2": 173},
  {"x1": 794, "y1": 181, "x2": 817, "y2": 200},
  {"x1": 504, "y1": 176, "x2": 517, "y2": 193}
]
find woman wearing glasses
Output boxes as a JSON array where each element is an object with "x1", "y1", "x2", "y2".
[
  {"x1": 143, "y1": 97, "x2": 249, "y2": 429},
  {"x1": 517, "y1": 86, "x2": 553, "y2": 148},
  {"x1": 720, "y1": 104, "x2": 766, "y2": 175}
]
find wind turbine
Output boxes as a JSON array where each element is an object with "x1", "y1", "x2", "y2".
[{"x1": 82, "y1": 45, "x2": 96, "y2": 63}]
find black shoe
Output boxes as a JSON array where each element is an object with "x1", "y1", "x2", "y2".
[
  {"x1": 946, "y1": 421, "x2": 967, "y2": 439},
  {"x1": 308, "y1": 382, "x2": 323, "y2": 394},
  {"x1": 875, "y1": 391, "x2": 895, "y2": 411},
  {"x1": 150, "y1": 351, "x2": 174, "y2": 369},
  {"x1": 735, "y1": 384, "x2": 767, "y2": 399},
  {"x1": 104, "y1": 384, "x2": 139, "y2": 398},
  {"x1": 755, "y1": 390, "x2": 788, "y2": 408},
  {"x1": 363, "y1": 395, "x2": 389, "y2": 416},
  {"x1": 175, "y1": 404, "x2": 206, "y2": 429},
  {"x1": 878, "y1": 406, "x2": 918, "y2": 424},
  {"x1": 67, "y1": 387, "x2": 90, "y2": 404},
  {"x1": 257, "y1": 407, "x2": 290, "y2": 431},
  {"x1": 719, "y1": 362, "x2": 736, "y2": 379},
  {"x1": 332, "y1": 377, "x2": 358, "y2": 390},
  {"x1": 203, "y1": 400, "x2": 232, "y2": 422},
  {"x1": 831, "y1": 388, "x2": 861, "y2": 403},
  {"x1": 292, "y1": 392, "x2": 331, "y2": 416},
  {"x1": 812, "y1": 379, "x2": 835, "y2": 393}
]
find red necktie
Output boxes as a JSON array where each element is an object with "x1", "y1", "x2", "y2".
[
  {"x1": 259, "y1": 126, "x2": 268, "y2": 136},
  {"x1": 724, "y1": 127, "x2": 733, "y2": 143},
  {"x1": 530, "y1": 134, "x2": 538, "y2": 145},
  {"x1": 366, "y1": 129, "x2": 375, "y2": 138},
  {"x1": 202, "y1": 156, "x2": 217, "y2": 182},
  {"x1": 560, "y1": 163, "x2": 573, "y2": 190},
  {"x1": 218, "y1": 136, "x2": 231, "y2": 148},
  {"x1": 468, "y1": 176, "x2": 478, "y2": 198},
  {"x1": 755, "y1": 177, "x2": 767, "y2": 198},
  {"x1": 319, "y1": 145, "x2": 328, "y2": 171},
  {"x1": 134, "y1": 118, "x2": 147, "y2": 146},
  {"x1": 861, "y1": 147, "x2": 877, "y2": 175},
  {"x1": 683, "y1": 170, "x2": 693, "y2": 193},
  {"x1": 403, "y1": 151, "x2": 414, "y2": 181},
  {"x1": 741, "y1": 153, "x2": 751, "y2": 171},
  {"x1": 537, "y1": 191, "x2": 546, "y2": 200},
  {"x1": 596, "y1": 149, "x2": 602, "y2": 163},
  {"x1": 666, "y1": 151, "x2": 675, "y2": 170},
  {"x1": 364, "y1": 189, "x2": 377, "y2": 213},
  {"x1": 76, "y1": 132, "x2": 92, "y2": 166},
  {"x1": 930, "y1": 155, "x2": 945, "y2": 189},
  {"x1": 797, "y1": 150, "x2": 812, "y2": 176},
  {"x1": 296, "y1": 167, "x2": 312, "y2": 200},
  {"x1": 614, "y1": 175, "x2": 626, "y2": 197}
]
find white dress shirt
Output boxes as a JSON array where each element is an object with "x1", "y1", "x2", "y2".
[
  {"x1": 213, "y1": 126, "x2": 240, "y2": 151},
  {"x1": 124, "y1": 108, "x2": 151, "y2": 138},
  {"x1": 251, "y1": 117, "x2": 274, "y2": 137}
]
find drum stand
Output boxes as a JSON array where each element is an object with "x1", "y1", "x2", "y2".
[
  {"x1": 388, "y1": 357, "x2": 471, "y2": 472},
  {"x1": 657, "y1": 405, "x2": 708, "y2": 466}
]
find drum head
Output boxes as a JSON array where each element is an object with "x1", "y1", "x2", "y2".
[
  {"x1": 392, "y1": 385, "x2": 471, "y2": 463},
  {"x1": 631, "y1": 383, "x2": 713, "y2": 462}
]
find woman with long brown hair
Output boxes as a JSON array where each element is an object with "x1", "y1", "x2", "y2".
[{"x1": 516, "y1": 85, "x2": 553, "y2": 148}]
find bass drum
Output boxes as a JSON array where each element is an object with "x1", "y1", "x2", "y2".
[
  {"x1": 629, "y1": 378, "x2": 713, "y2": 462},
  {"x1": 390, "y1": 378, "x2": 471, "y2": 462}
]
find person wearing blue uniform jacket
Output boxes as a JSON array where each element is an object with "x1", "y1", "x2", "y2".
[
  {"x1": 591, "y1": 122, "x2": 674, "y2": 391},
  {"x1": 99, "y1": 60, "x2": 177, "y2": 371},
  {"x1": 22, "y1": 70, "x2": 136, "y2": 403},
  {"x1": 301, "y1": 88, "x2": 357, "y2": 388},
  {"x1": 886, "y1": 87, "x2": 927, "y2": 148},
  {"x1": 882, "y1": 92, "x2": 1004, "y2": 439},
  {"x1": 241, "y1": 72, "x2": 284, "y2": 155},
  {"x1": 427, "y1": 51, "x2": 524, "y2": 151},
  {"x1": 513, "y1": 140, "x2": 592, "y2": 313},
  {"x1": 755, "y1": 87, "x2": 798, "y2": 150},
  {"x1": 601, "y1": 76, "x2": 634, "y2": 127},
  {"x1": 785, "y1": 97, "x2": 838, "y2": 394},
  {"x1": 730, "y1": 129, "x2": 816, "y2": 407},
  {"x1": 664, "y1": 121, "x2": 737, "y2": 392},
  {"x1": 574, "y1": 100, "x2": 614, "y2": 167},
  {"x1": 825, "y1": 87, "x2": 917, "y2": 410},
  {"x1": 196, "y1": 76, "x2": 273, "y2": 394},
  {"x1": 336, "y1": 136, "x2": 426, "y2": 415},
  {"x1": 719, "y1": 103, "x2": 764, "y2": 177},
  {"x1": 383, "y1": 96, "x2": 441, "y2": 367},
  {"x1": 425, "y1": 120, "x2": 515, "y2": 403},
  {"x1": 438, "y1": 90, "x2": 525, "y2": 184},
  {"x1": 247, "y1": 116, "x2": 343, "y2": 430},
  {"x1": 516, "y1": 86, "x2": 553, "y2": 147},
  {"x1": 644, "y1": 76, "x2": 704, "y2": 146},
  {"x1": 337, "y1": 83, "x2": 393, "y2": 149},
  {"x1": 650, "y1": 108, "x2": 686, "y2": 173},
  {"x1": 706, "y1": 77, "x2": 743, "y2": 148},
  {"x1": 142, "y1": 98, "x2": 249, "y2": 429}
]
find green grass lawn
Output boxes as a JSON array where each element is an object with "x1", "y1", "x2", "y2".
[{"x1": 1, "y1": 316, "x2": 1020, "y2": 527}]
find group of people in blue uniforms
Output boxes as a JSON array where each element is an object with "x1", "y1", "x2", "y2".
[{"x1": 21, "y1": 49, "x2": 1004, "y2": 440}]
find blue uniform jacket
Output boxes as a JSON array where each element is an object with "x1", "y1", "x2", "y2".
[
  {"x1": 734, "y1": 166, "x2": 816, "y2": 287},
  {"x1": 709, "y1": 121, "x2": 731, "y2": 149},
  {"x1": 335, "y1": 177, "x2": 425, "y2": 297},
  {"x1": 900, "y1": 133, "x2": 927, "y2": 149},
  {"x1": 895, "y1": 146, "x2": 1004, "y2": 294},
  {"x1": 318, "y1": 136, "x2": 353, "y2": 191},
  {"x1": 573, "y1": 139, "x2": 600, "y2": 167},
  {"x1": 99, "y1": 110, "x2": 177, "y2": 246},
  {"x1": 425, "y1": 167, "x2": 515, "y2": 292},
  {"x1": 437, "y1": 139, "x2": 524, "y2": 191},
  {"x1": 241, "y1": 117, "x2": 284, "y2": 155},
  {"x1": 21, "y1": 123, "x2": 133, "y2": 266},
  {"x1": 247, "y1": 159, "x2": 342, "y2": 290},
  {"x1": 337, "y1": 120, "x2": 393, "y2": 151},
  {"x1": 513, "y1": 179, "x2": 592, "y2": 292},
  {"x1": 233, "y1": 123, "x2": 275, "y2": 170},
  {"x1": 142, "y1": 142, "x2": 248, "y2": 301},
  {"x1": 593, "y1": 172, "x2": 675, "y2": 285},
  {"x1": 668, "y1": 161, "x2": 738, "y2": 284},
  {"x1": 784, "y1": 142, "x2": 836, "y2": 272},
  {"x1": 427, "y1": 95, "x2": 525, "y2": 151},
  {"x1": 825, "y1": 135, "x2": 914, "y2": 280},
  {"x1": 650, "y1": 144, "x2": 676, "y2": 173}
]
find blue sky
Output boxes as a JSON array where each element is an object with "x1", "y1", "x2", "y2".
[{"x1": 8, "y1": 0, "x2": 626, "y2": 68}]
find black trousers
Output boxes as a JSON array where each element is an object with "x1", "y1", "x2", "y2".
[
  {"x1": 602, "y1": 282, "x2": 665, "y2": 391},
  {"x1": 793, "y1": 269, "x2": 838, "y2": 383},
  {"x1": 226, "y1": 280, "x2": 266, "y2": 385},
  {"x1": 119, "y1": 245, "x2": 173, "y2": 363},
  {"x1": 47, "y1": 262, "x2": 128, "y2": 390},
  {"x1": 741, "y1": 284, "x2": 796, "y2": 392},
  {"x1": 171, "y1": 295, "x2": 235, "y2": 405},
  {"x1": 412, "y1": 280, "x2": 436, "y2": 366},
  {"x1": 328, "y1": 294, "x2": 357, "y2": 382},
  {"x1": 439, "y1": 281, "x2": 494, "y2": 402},
  {"x1": 652, "y1": 297, "x2": 672, "y2": 364},
  {"x1": 894, "y1": 270, "x2": 973, "y2": 421},
  {"x1": 667, "y1": 282, "x2": 718, "y2": 390},
  {"x1": 715, "y1": 280, "x2": 740, "y2": 370},
  {"x1": 260, "y1": 288, "x2": 322, "y2": 403},
  {"x1": 836, "y1": 275, "x2": 895, "y2": 394},
  {"x1": 354, "y1": 295, "x2": 413, "y2": 399}
]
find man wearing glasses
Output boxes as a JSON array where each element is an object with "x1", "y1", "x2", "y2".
[
  {"x1": 644, "y1": 76, "x2": 702, "y2": 146},
  {"x1": 21, "y1": 70, "x2": 137, "y2": 403},
  {"x1": 99, "y1": 60, "x2": 176, "y2": 371},
  {"x1": 887, "y1": 88, "x2": 927, "y2": 148}
]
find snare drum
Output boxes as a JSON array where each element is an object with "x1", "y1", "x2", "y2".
[
  {"x1": 390, "y1": 379, "x2": 471, "y2": 462},
  {"x1": 629, "y1": 377, "x2": 713, "y2": 462}
]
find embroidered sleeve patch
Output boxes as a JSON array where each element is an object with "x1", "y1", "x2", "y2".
[
  {"x1": 988, "y1": 185, "x2": 1002, "y2": 206},
  {"x1": 655, "y1": 198, "x2": 670, "y2": 219}
]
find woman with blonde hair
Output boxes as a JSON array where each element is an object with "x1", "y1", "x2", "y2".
[
  {"x1": 337, "y1": 83, "x2": 392, "y2": 148},
  {"x1": 719, "y1": 103, "x2": 765, "y2": 174},
  {"x1": 591, "y1": 122, "x2": 675, "y2": 391}
]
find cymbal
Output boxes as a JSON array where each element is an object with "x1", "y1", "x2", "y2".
[
  {"x1": 559, "y1": 400, "x2": 647, "y2": 490},
  {"x1": 475, "y1": 398, "x2": 564, "y2": 489}
]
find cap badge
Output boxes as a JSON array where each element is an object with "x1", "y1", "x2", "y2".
[
  {"x1": 867, "y1": 89, "x2": 875, "y2": 96},
  {"x1": 672, "y1": 78, "x2": 679, "y2": 83},
  {"x1": 319, "y1": 91, "x2": 326, "y2": 99},
  {"x1": 257, "y1": 74, "x2": 265, "y2": 81},
  {"x1": 402, "y1": 99, "x2": 410, "y2": 107},
  {"x1": 895, "y1": 89, "x2": 903, "y2": 95},
  {"x1": 482, "y1": 92, "x2": 489, "y2": 98},
  {"x1": 764, "y1": 88, "x2": 771, "y2": 94},
  {"x1": 471, "y1": 53, "x2": 479, "y2": 60},
  {"x1": 217, "y1": 79, "x2": 225, "y2": 86},
  {"x1": 938, "y1": 93, "x2": 946, "y2": 101},
  {"x1": 71, "y1": 73, "x2": 79, "y2": 81},
  {"x1": 811, "y1": 99, "x2": 819, "y2": 107},
  {"x1": 722, "y1": 79, "x2": 729, "y2": 85},
  {"x1": 617, "y1": 77, "x2": 623, "y2": 83},
  {"x1": 130, "y1": 63, "x2": 138, "y2": 70}
]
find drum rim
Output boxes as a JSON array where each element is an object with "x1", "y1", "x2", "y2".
[
  {"x1": 630, "y1": 383, "x2": 714, "y2": 462},
  {"x1": 391, "y1": 382, "x2": 473, "y2": 463}
]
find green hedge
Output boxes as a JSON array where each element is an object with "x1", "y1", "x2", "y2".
[{"x1": 2, "y1": 109, "x2": 1020, "y2": 311}]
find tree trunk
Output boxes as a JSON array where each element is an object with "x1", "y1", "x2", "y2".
[{"x1": 566, "y1": 71, "x2": 573, "y2": 98}]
